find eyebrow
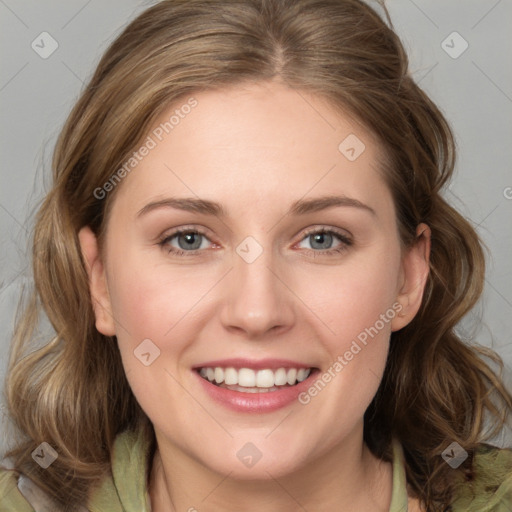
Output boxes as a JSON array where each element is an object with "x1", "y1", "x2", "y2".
[{"x1": 136, "y1": 195, "x2": 376, "y2": 218}]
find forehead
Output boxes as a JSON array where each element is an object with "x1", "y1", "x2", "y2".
[{"x1": 110, "y1": 81, "x2": 391, "y2": 218}]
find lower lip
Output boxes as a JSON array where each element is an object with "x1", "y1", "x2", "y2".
[{"x1": 194, "y1": 370, "x2": 318, "y2": 413}]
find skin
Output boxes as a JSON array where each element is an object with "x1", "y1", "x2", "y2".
[{"x1": 79, "y1": 80, "x2": 430, "y2": 511}]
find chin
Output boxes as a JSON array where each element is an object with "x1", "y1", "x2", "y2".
[{"x1": 197, "y1": 442, "x2": 309, "y2": 481}]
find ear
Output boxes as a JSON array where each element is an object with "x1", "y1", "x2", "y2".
[
  {"x1": 391, "y1": 223, "x2": 431, "y2": 332},
  {"x1": 78, "y1": 226, "x2": 116, "y2": 336}
]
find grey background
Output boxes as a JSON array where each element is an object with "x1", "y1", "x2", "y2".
[{"x1": 1, "y1": 0, "x2": 511, "y2": 455}]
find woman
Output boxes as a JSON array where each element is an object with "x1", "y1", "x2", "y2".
[{"x1": 1, "y1": 0, "x2": 511, "y2": 510}]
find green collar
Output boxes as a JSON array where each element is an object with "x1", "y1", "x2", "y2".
[
  {"x1": 390, "y1": 437, "x2": 409, "y2": 511},
  {"x1": 89, "y1": 430, "x2": 409, "y2": 511},
  {"x1": 88, "y1": 428, "x2": 152, "y2": 512}
]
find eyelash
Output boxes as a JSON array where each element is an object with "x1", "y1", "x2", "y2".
[{"x1": 157, "y1": 226, "x2": 353, "y2": 258}]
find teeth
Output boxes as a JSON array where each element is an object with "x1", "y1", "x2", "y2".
[
  {"x1": 297, "y1": 368, "x2": 308, "y2": 382},
  {"x1": 238, "y1": 368, "x2": 256, "y2": 387},
  {"x1": 286, "y1": 368, "x2": 297, "y2": 385},
  {"x1": 256, "y1": 369, "x2": 274, "y2": 387},
  {"x1": 198, "y1": 366, "x2": 312, "y2": 388},
  {"x1": 214, "y1": 367, "x2": 224, "y2": 384},
  {"x1": 224, "y1": 367, "x2": 238, "y2": 385},
  {"x1": 274, "y1": 368, "x2": 288, "y2": 386}
]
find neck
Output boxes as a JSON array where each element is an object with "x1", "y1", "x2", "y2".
[{"x1": 148, "y1": 430, "x2": 393, "y2": 512}]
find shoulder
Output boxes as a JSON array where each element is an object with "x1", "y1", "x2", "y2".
[
  {"x1": 0, "y1": 427, "x2": 149, "y2": 512},
  {"x1": 0, "y1": 464, "x2": 93, "y2": 512},
  {"x1": 0, "y1": 466, "x2": 34, "y2": 511},
  {"x1": 451, "y1": 443, "x2": 512, "y2": 511}
]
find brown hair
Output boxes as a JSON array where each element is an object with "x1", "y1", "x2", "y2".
[{"x1": 3, "y1": 0, "x2": 511, "y2": 510}]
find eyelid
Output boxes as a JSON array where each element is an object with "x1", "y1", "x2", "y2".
[
  {"x1": 158, "y1": 224, "x2": 353, "y2": 259},
  {"x1": 158, "y1": 225, "x2": 211, "y2": 241},
  {"x1": 157, "y1": 225, "x2": 213, "y2": 252},
  {"x1": 297, "y1": 225, "x2": 352, "y2": 243},
  {"x1": 158, "y1": 224, "x2": 352, "y2": 245}
]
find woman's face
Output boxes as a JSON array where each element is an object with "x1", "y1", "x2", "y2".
[{"x1": 80, "y1": 80, "x2": 429, "y2": 479}]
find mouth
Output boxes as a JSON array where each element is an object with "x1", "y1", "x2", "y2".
[
  {"x1": 193, "y1": 360, "x2": 321, "y2": 412},
  {"x1": 196, "y1": 366, "x2": 318, "y2": 393}
]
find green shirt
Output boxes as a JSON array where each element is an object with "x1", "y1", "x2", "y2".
[{"x1": 1, "y1": 429, "x2": 512, "y2": 511}]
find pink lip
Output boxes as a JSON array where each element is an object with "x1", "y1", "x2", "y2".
[
  {"x1": 193, "y1": 368, "x2": 319, "y2": 413},
  {"x1": 192, "y1": 358, "x2": 313, "y2": 370}
]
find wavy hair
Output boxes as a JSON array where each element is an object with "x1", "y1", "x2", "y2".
[{"x1": 3, "y1": 0, "x2": 511, "y2": 510}]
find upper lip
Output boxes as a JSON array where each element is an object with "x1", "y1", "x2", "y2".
[{"x1": 192, "y1": 358, "x2": 315, "y2": 371}]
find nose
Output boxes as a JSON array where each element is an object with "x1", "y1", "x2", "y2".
[{"x1": 220, "y1": 242, "x2": 295, "y2": 340}]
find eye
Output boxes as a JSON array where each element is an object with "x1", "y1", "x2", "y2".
[
  {"x1": 295, "y1": 227, "x2": 352, "y2": 256},
  {"x1": 158, "y1": 227, "x2": 212, "y2": 256},
  {"x1": 158, "y1": 226, "x2": 352, "y2": 257}
]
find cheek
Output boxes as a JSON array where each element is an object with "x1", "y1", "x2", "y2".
[
  {"x1": 294, "y1": 244, "x2": 400, "y2": 413},
  {"x1": 107, "y1": 232, "x2": 401, "y2": 354},
  {"x1": 104, "y1": 255, "x2": 200, "y2": 420},
  {"x1": 299, "y1": 245, "x2": 401, "y2": 347},
  {"x1": 295, "y1": 265, "x2": 398, "y2": 446},
  {"x1": 105, "y1": 249, "x2": 217, "y2": 360}
]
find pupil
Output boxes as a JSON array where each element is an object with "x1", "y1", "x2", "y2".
[
  {"x1": 179, "y1": 232, "x2": 201, "y2": 250},
  {"x1": 176, "y1": 232, "x2": 333, "y2": 251},
  {"x1": 312, "y1": 232, "x2": 332, "y2": 250}
]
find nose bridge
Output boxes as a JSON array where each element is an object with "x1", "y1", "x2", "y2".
[{"x1": 220, "y1": 234, "x2": 294, "y2": 336}]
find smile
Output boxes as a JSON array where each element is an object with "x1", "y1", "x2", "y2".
[
  {"x1": 193, "y1": 358, "x2": 320, "y2": 412},
  {"x1": 198, "y1": 366, "x2": 312, "y2": 393}
]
